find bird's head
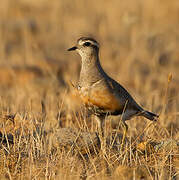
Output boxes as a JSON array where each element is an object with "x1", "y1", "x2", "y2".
[{"x1": 68, "y1": 37, "x2": 99, "y2": 59}]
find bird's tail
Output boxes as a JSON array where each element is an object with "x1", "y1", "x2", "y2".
[{"x1": 140, "y1": 110, "x2": 159, "y2": 121}]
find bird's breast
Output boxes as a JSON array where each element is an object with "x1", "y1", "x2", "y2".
[{"x1": 78, "y1": 87, "x2": 122, "y2": 111}]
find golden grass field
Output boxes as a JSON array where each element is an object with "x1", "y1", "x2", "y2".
[{"x1": 0, "y1": 0, "x2": 178, "y2": 179}]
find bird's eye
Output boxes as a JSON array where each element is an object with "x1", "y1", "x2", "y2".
[{"x1": 83, "y1": 42, "x2": 91, "y2": 46}]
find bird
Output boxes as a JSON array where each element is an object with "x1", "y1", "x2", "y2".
[{"x1": 68, "y1": 37, "x2": 159, "y2": 146}]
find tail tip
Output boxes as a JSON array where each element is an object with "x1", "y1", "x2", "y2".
[{"x1": 143, "y1": 110, "x2": 159, "y2": 121}]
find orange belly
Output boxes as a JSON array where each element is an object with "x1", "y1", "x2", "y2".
[{"x1": 79, "y1": 89, "x2": 122, "y2": 111}]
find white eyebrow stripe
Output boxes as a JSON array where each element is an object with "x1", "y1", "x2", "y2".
[
  {"x1": 78, "y1": 40, "x2": 84, "y2": 45},
  {"x1": 79, "y1": 40, "x2": 99, "y2": 47}
]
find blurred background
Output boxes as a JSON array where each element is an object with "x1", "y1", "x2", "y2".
[{"x1": 0, "y1": 0, "x2": 178, "y2": 135}]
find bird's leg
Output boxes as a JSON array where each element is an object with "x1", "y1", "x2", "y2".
[
  {"x1": 121, "y1": 121, "x2": 128, "y2": 150},
  {"x1": 95, "y1": 115, "x2": 105, "y2": 137},
  {"x1": 95, "y1": 115, "x2": 106, "y2": 152},
  {"x1": 120, "y1": 109, "x2": 134, "y2": 150}
]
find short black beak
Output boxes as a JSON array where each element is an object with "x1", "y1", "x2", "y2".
[{"x1": 67, "y1": 46, "x2": 77, "y2": 51}]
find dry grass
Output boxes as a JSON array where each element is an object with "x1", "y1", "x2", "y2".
[{"x1": 0, "y1": 0, "x2": 178, "y2": 179}]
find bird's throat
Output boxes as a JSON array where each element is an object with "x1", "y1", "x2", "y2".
[{"x1": 79, "y1": 56, "x2": 103, "y2": 87}]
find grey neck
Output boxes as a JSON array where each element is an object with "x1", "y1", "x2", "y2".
[{"x1": 79, "y1": 53, "x2": 106, "y2": 87}]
